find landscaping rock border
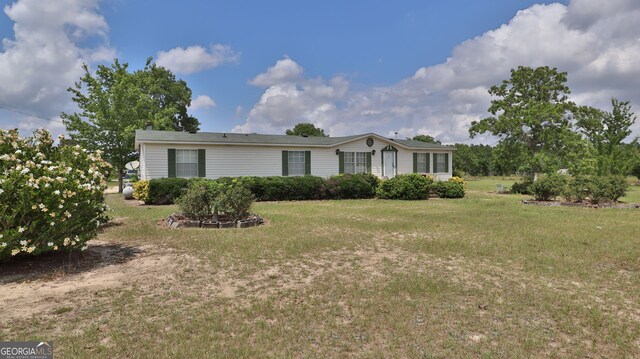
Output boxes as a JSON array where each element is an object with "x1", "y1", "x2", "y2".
[
  {"x1": 166, "y1": 213, "x2": 264, "y2": 229},
  {"x1": 522, "y1": 200, "x2": 640, "y2": 209}
]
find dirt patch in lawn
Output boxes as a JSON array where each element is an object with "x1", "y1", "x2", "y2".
[{"x1": 0, "y1": 240, "x2": 189, "y2": 321}]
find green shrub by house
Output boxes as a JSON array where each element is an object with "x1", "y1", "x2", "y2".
[
  {"x1": 147, "y1": 178, "x2": 188, "y2": 204},
  {"x1": 0, "y1": 129, "x2": 111, "y2": 261},
  {"x1": 325, "y1": 174, "x2": 377, "y2": 199},
  {"x1": 376, "y1": 174, "x2": 433, "y2": 200}
]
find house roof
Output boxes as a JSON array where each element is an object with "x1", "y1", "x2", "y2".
[{"x1": 135, "y1": 130, "x2": 455, "y2": 150}]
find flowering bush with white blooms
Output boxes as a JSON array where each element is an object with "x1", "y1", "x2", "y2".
[{"x1": 0, "y1": 129, "x2": 111, "y2": 261}]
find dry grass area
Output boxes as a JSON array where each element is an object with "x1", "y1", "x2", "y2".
[{"x1": 1, "y1": 185, "x2": 640, "y2": 357}]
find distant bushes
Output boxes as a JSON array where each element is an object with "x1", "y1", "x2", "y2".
[
  {"x1": 519, "y1": 173, "x2": 629, "y2": 203},
  {"x1": 566, "y1": 175, "x2": 627, "y2": 204},
  {"x1": 431, "y1": 177, "x2": 466, "y2": 199},
  {"x1": 510, "y1": 177, "x2": 534, "y2": 195}
]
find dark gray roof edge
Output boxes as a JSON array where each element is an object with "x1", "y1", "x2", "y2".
[{"x1": 135, "y1": 130, "x2": 456, "y2": 150}]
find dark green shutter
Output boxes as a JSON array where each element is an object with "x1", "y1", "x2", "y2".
[
  {"x1": 304, "y1": 151, "x2": 311, "y2": 175},
  {"x1": 282, "y1": 151, "x2": 288, "y2": 176},
  {"x1": 444, "y1": 153, "x2": 449, "y2": 173},
  {"x1": 413, "y1": 153, "x2": 418, "y2": 173},
  {"x1": 366, "y1": 152, "x2": 372, "y2": 174},
  {"x1": 198, "y1": 149, "x2": 206, "y2": 177},
  {"x1": 426, "y1": 153, "x2": 431, "y2": 173},
  {"x1": 432, "y1": 153, "x2": 437, "y2": 173},
  {"x1": 338, "y1": 152, "x2": 344, "y2": 174},
  {"x1": 168, "y1": 149, "x2": 176, "y2": 178}
]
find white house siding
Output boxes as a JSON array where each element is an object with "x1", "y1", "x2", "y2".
[
  {"x1": 139, "y1": 143, "x2": 146, "y2": 179},
  {"x1": 139, "y1": 137, "x2": 453, "y2": 180}
]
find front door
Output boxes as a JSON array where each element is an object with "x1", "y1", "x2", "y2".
[{"x1": 383, "y1": 151, "x2": 396, "y2": 178}]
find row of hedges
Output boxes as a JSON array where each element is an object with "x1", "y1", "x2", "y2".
[
  {"x1": 135, "y1": 174, "x2": 466, "y2": 204},
  {"x1": 522, "y1": 174, "x2": 628, "y2": 203}
]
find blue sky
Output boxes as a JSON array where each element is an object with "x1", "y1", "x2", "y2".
[
  {"x1": 102, "y1": 0, "x2": 565, "y2": 129},
  {"x1": 1, "y1": 0, "x2": 639, "y2": 143}
]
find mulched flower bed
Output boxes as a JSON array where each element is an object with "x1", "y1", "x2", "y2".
[
  {"x1": 522, "y1": 200, "x2": 640, "y2": 209},
  {"x1": 163, "y1": 213, "x2": 264, "y2": 229}
]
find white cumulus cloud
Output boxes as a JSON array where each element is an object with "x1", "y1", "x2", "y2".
[
  {"x1": 236, "y1": 0, "x2": 640, "y2": 143},
  {"x1": 156, "y1": 44, "x2": 239, "y2": 75},
  {"x1": 188, "y1": 95, "x2": 216, "y2": 111},
  {"x1": 0, "y1": 0, "x2": 115, "y2": 136},
  {"x1": 249, "y1": 57, "x2": 304, "y2": 87}
]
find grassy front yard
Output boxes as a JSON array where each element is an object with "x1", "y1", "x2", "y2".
[{"x1": 2, "y1": 184, "x2": 640, "y2": 357}]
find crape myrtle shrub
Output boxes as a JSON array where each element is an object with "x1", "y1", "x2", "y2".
[
  {"x1": 376, "y1": 174, "x2": 433, "y2": 200},
  {"x1": 530, "y1": 173, "x2": 568, "y2": 201},
  {"x1": 0, "y1": 129, "x2": 111, "y2": 261},
  {"x1": 175, "y1": 178, "x2": 221, "y2": 220},
  {"x1": 587, "y1": 175, "x2": 628, "y2": 203},
  {"x1": 216, "y1": 180, "x2": 255, "y2": 220},
  {"x1": 531, "y1": 174, "x2": 627, "y2": 203}
]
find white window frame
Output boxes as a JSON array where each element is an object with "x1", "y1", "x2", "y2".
[
  {"x1": 417, "y1": 153, "x2": 429, "y2": 173},
  {"x1": 434, "y1": 153, "x2": 448, "y2": 173},
  {"x1": 176, "y1": 149, "x2": 198, "y2": 178},
  {"x1": 344, "y1": 151, "x2": 367, "y2": 174},
  {"x1": 288, "y1": 151, "x2": 306, "y2": 176}
]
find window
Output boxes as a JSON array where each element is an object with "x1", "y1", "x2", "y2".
[
  {"x1": 288, "y1": 151, "x2": 305, "y2": 176},
  {"x1": 176, "y1": 149, "x2": 198, "y2": 178},
  {"x1": 433, "y1": 153, "x2": 448, "y2": 173},
  {"x1": 416, "y1": 153, "x2": 429, "y2": 173},
  {"x1": 344, "y1": 152, "x2": 367, "y2": 174}
]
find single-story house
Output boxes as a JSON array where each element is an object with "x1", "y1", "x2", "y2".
[{"x1": 134, "y1": 130, "x2": 455, "y2": 180}]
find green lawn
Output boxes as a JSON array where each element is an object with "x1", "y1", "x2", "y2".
[{"x1": 2, "y1": 184, "x2": 640, "y2": 357}]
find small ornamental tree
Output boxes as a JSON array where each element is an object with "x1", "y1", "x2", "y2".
[{"x1": 0, "y1": 129, "x2": 111, "y2": 261}]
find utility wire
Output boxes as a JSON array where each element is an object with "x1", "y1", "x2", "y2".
[{"x1": 0, "y1": 102, "x2": 64, "y2": 123}]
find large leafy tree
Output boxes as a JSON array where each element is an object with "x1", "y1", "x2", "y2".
[
  {"x1": 469, "y1": 66, "x2": 581, "y2": 179},
  {"x1": 134, "y1": 58, "x2": 200, "y2": 132},
  {"x1": 285, "y1": 123, "x2": 327, "y2": 137},
  {"x1": 62, "y1": 58, "x2": 200, "y2": 192},
  {"x1": 576, "y1": 98, "x2": 638, "y2": 175}
]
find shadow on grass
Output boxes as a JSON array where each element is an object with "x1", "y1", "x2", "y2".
[{"x1": 0, "y1": 242, "x2": 141, "y2": 284}]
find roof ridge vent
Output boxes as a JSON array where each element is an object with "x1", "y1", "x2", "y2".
[{"x1": 301, "y1": 134, "x2": 309, "y2": 137}]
